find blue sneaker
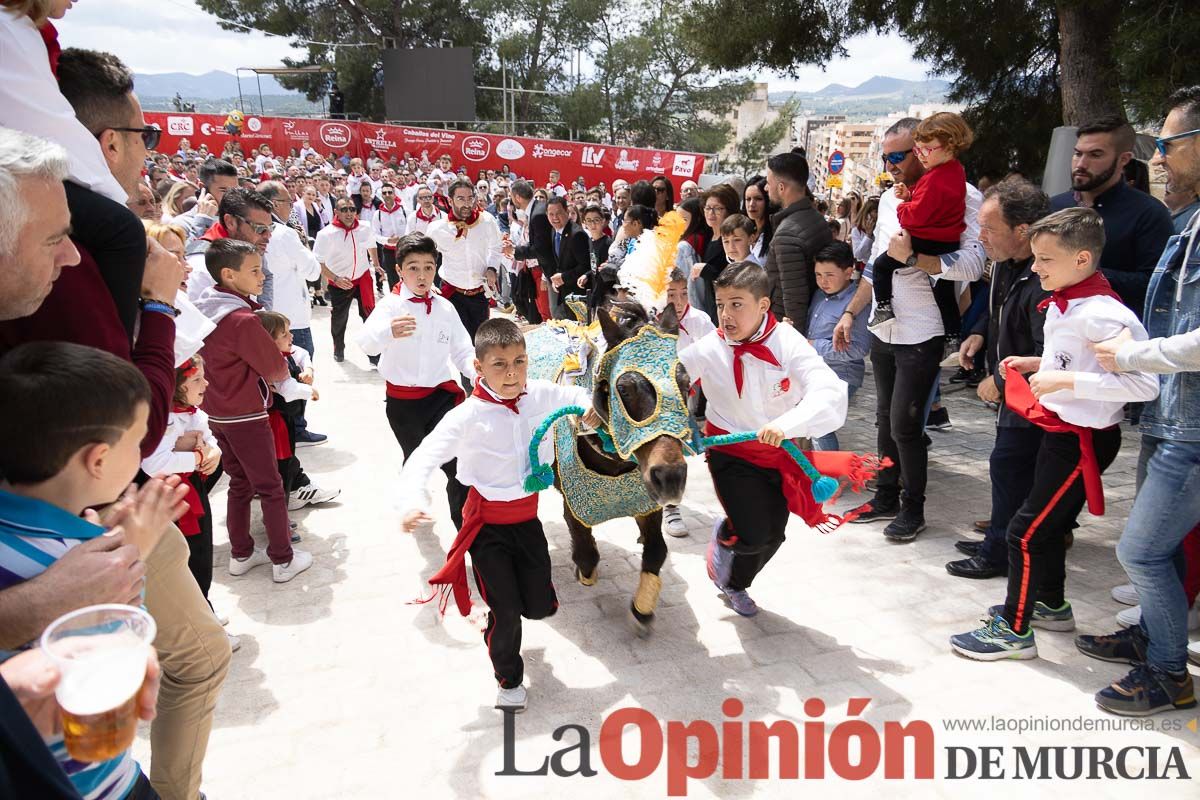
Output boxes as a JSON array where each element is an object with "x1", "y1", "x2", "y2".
[
  {"x1": 987, "y1": 601, "x2": 1075, "y2": 632},
  {"x1": 724, "y1": 588, "x2": 759, "y2": 617},
  {"x1": 295, "y1": 430, "x2": 328, "y2": 447},
  {"x1": 1095, "y1": 663, "x2": 1197, "y2": 716},
  {"x1": 706, "y1": 518, "x2": 733, "y2": 589},
  {"x1": 951, "y1": 614, "x2": 1038, "y2": 661}
]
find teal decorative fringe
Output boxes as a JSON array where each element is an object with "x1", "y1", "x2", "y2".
[
  {"x1": 699, "y1": 431, "x2": 839, "y2": 503},
  {"x1": 523, "y1": 405, "x2": 586, "y2": 493}
]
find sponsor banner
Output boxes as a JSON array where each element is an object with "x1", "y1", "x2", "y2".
[{"x1": 144, "y1": 112, "x2": 705, "y2": 188}]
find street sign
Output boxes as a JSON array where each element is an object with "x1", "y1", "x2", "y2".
[
  {"x1": 828, "y1": 150, "x2": 845, "y2": 175},
  {"x1": 826, "y1": 176, "x2": 843, "y2": 188}
]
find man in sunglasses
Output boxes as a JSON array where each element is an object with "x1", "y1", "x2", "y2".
[
  {"x1": 313, "y1": 200, "x2": 380, "y2": 362},
  {"x1": 185, "y1": 187, "x2": 275, "y2": 309},
  {"x1": 1047, "y1": 115, "x2": 1173, "y2": 317},
  {"x1": 374, "y1": 182, "x2": 408, "y2": 289}
]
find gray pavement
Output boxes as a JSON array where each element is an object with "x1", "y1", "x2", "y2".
[{"x1": 134, "y1": 307, "x2": 1200, "y2": 798}]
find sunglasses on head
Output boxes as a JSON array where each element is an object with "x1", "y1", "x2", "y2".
[{"x1": 881, "y1": 149, "x2": 912, "y2": 165}]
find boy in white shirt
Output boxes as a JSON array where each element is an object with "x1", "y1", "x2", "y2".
[
  {"x1": 679, "y1": 262, "x2": 849, "y2": 616},
  {"x1": 357, "y1": 234, "x2": 476, "y2": 527},
  {"x1": 951, "y1": 208, "x2": 1159, "y2": 661},
  {"x1": 400, "y1": 318, "x2": 596, "y2": 711}
]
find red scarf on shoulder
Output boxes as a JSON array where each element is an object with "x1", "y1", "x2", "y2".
[{"x1": 1037, "y1": 271, "x2": 1122, "y2": 314}]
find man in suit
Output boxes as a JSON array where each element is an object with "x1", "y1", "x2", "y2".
[
  {"x1": 506, "y1": 180, "x2": 550, "y2": 323},
  {"x1": 543, "y1": 196, "x2": 582, "y2": 319}
]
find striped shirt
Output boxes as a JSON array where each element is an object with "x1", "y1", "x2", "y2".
[{"x1": 0, "y1": 490, "x2": 140, "y2": 800}]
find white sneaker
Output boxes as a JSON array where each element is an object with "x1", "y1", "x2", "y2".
[
  {"x1": 226, "y1": 633, "x2": 241, "y2": 653},
  {"x1": 663, "y1": 505, "x2": 688, "y2": 537},
  {"x1": 496, "y1": 685, "x2": 527, "y2": 712},
  {"x1": 287, "y1": 483, "x2": 341, "y2": 511},
  {"x1": 1116, "y1": 603, "x2": 1200, "y2": 631},
  {"x1": 1189, "y1": 640, "x2": 1200, "y2": 666},
  {"x1": 1111, "y1": 583, "x2": 1139, "y2": 606},
  {"x1": 272, "y1": 549, "x2": 313, "y2": 583},
  {"x1": 215, "y1": 611, "x2": 229, "y2": 626},
  {"x1": 228, "y1": 548, "x2": 270, "y2": 576}
]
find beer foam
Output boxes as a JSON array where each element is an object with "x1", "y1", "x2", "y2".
[{"x1": 56, "y1": 641, "x2": 148, "y2": 716}]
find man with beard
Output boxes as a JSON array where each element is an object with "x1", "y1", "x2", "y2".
[
  {"x1": 428, "y1": 179, "x2": 503, "y2": 339},
  {"x1": 1050, "y1": 115, "x2": 1173, "y2": 317}
]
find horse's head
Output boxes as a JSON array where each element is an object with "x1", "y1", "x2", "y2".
[{"x1": 593, "y1": 300, "x2": 690, "y2": 506}]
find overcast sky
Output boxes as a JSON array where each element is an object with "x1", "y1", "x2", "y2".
[{"x1": 59, "y1": 1, "x2": 935, "y2": 92}]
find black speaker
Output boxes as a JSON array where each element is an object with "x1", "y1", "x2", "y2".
[{"x1": 382, "y1": 48, "x2": 476, "y2": 122}]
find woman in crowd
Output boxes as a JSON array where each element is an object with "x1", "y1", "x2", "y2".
[
  {"x1": 293, "y1": 185, "x2": 326, "y2": 244},
  {"x1": 743, "y1": 178, "x2": 774, "y2": 265},
  {"x1": 693, "y1": 183, "x2": 741, "y2": 320},
  {"x1": 851, "y1": 196, "x2": 879, "y2": 266},
  {"x1": 834, "y1": 197, "x2": 853, "y2": 242},
  {"x1": 161, "y1": 180, "x2": 194, "y2": 220},
  {"x1": 673, "y1": 197, "x2": 710, "y2": 312},
  {"x1": 652, "y1": 175, "x2": 675, "y2": 217}
]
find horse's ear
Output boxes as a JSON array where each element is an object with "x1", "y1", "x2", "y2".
[
  {"x1": 658, "y1": 303, "x2": 679, "y2": 335},
  {"x1": 597, "y1": 302, "x2": 625, "y2": 347}
]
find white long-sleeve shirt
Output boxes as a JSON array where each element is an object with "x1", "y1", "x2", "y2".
[
  {"x1": 142, "y1": 409, "x2": 218, "y2": 477},
  {"x1": 678, "y1": 316, "x2": 848, "y2": 439},
  {"x1": 427, "y1": 212, "x2": 504, "y2": 291},
  {"x1": 1036, "y1": 294, "x2": 1159, "y2": 428},
  {"x1": 0, "y1": 11, "x2": 127, "y2": 203},
  {"x1": 313, "y1": 221, "x2": 374, "y2": 281},
  {"x1": 354, "y1": 286, "x2": 477, "y2": 387},
  {"x1": 864, "y1": 183, "x2": 986, "y2": 345},
  {"x1": 266, "y1": 221, "x2": 321, "y2": 328},
  {"x1": 373, "y1": 203, "x2": 407, "y2": 247},
  {"x1": 399, "y1": 380, "x2": 590, "y2": 512},
  {"x1": 406, "y1": 206, "x2": 444, "y2": 235},
  {"x1": 272, "y1": 346, "x2": 314, "y2": 402},
  {"x1": 677, "y1": 304, "x2": 716, "y2": 351}
]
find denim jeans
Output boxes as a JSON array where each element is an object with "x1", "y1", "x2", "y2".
[
  {"x1": 1118, "y1": 435, "x2": 1200, "y2": 673},
  {"x1": 813, "y1": 385, "x2": 857, "y2": 451},
  {"x1": 290, "y1": 327, "x2": 314, "y2": 435}
]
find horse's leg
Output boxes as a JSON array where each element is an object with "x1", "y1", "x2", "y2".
[
  {"x1": 555, "y1": 467, "x2": 600, "y2": 585},
  {"x1": 630, "y1": 510, "x2": 667, "y2": 635}
]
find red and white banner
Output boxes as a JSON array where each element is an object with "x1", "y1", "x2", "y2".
[{"x1": 144, "y1": 112, "x2": 706, "y2": 189}]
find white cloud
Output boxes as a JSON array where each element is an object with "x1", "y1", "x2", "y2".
[
  {"x1": 57, "y1": 0, "x2": 299, "y2": 73},
  {"x1": 765, "y1": 32, "x2": 940, "y2": 93}
]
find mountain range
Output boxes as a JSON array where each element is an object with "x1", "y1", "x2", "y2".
[
  {"x1": 133, "y1": 70, "x2": 301, "y2": 100},
  {"x1": 768, "y1": 75, "x2": 953, "y2": 121}
]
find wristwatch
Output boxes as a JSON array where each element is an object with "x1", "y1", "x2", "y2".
[{"x1": 904, "y1": 253, "x2": 919, "y2": 268}]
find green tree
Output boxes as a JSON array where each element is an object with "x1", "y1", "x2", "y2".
[{"x1": 729, "y1": 98, "x2": 800, "y2": 178}]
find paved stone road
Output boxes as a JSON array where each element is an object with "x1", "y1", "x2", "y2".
[{"x1": 135, "y1": 308, "x2": 1200, "y2": 798}]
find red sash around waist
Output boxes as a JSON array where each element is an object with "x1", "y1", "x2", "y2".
[
  {"x1": 1004, "y1": 370, "x2": 1108, "y2": 516},
  {"x1": 439, "y1": 280, "x2": 484, "y2": 299},
  {"x1": 385, "y1": 380, "x2": 466, "y2": 404},
  {"x1": 174, "y1": 472, "x2": 205, "y2": 536},
  {"x1": 417, "y1": 488, "x2": 539, "y2": 616}
]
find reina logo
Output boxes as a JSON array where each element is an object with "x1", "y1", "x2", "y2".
[
  {"x1": 166, "y1": 116, "x2": 193, "y2": 136},
  {"x1": 319, "y1": 122, "x2": 352, "y2": 149},
  {"x1": 581, "y1": 146, "x2": 605, "y2": 167},
  {"x1": 462, "y1": 135, "x2": 491, "y2": 162}
]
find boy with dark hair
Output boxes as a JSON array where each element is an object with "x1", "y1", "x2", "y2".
[
  {"x1": 194, "y1": 239, "x2": 313, "y2": 583},
  {"x1": 0, "y1": 341, "x2": 182, "y2": 800},
  {"x1": 679, "y1": 262, "x2": 848, "y2": 616},
  {"x1": 357, "y1": 234, "x2": 475, "y2": 528},
  {"x1": 808, "y1": 241, "x2": 869, "y2": 450},
  {"x1": 399, "y1": 318, "x2": 595, "y2": 711},
  {"x1": 951, "y1": 208, "x2": 1159, "y2": 660}
]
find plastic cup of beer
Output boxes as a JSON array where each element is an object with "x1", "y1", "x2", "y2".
[{"x1": 40, "y1": 604, "x2": 156, "y2": 763}]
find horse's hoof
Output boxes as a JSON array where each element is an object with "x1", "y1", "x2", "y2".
[
  {"x1": 575, "y1": 565, "x2": 598, "y2": 586},
  {"x1": 630, "y1": 601, "x2": 654, "y2": 638},
  {"x1": 632, "y1": 571, "x2": 662, "y2": 617}
]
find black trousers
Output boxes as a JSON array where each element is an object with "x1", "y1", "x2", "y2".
[
  {"x1": 185, "y1": 473, "x2": 214, "y2": 602},
  {"x1": 708, "y1": 448, "x2": 790, "y2": 591},
  {"x1": 979, "y1": 424, "x2": 1044, "y2": 567},
  {"x1": 870, "y1": 334, "x2": 944, "y2": 508},
  {"x1": 469, "y1": 519, "x2": 558, "y2": 688},
  {"x1": 446, "y1": 290, "x2": 490, "y2": 342},
  {"x1": 385, "y1": 392, "x2": 467, "y2": 529},
  {"x1": 1002, "y1": 427, "x2": 1122, "y2": 633},
  {"x1": 328, "y1": 282, "x2": 371, "y2": 355},
  {"x1": 380, "y1": 246, "x2": 399, "y2": 289}
]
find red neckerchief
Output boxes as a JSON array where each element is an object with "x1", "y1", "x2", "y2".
[
  {"x1": 452, "y1": 207, "x2": 481, "y2": 239},
  {"x1": 677, "y1": 303, "x2": 691, "y2": 335},
  {"x1": 172, "y1": 404, "x2": 198, "y2": 415},
  {"x1": 716, "y1": 313, "x2": 780, "y2": 396},
  {"x1": 415, "y1": 206, "x2": 438, "y2": 222},
  {"x1": 39, "y1": 21, "x2": 61, "y2": 75},
  {"x1": 395, "y1": 284, "x2": 434, "y2": 315},
  {"x1": 379, "y1": 202, "x2": 401, "y2": 215},
  {"x1": 1037, "y1": 271, "x2": 1122, "y2": 314},
  {"x1": 331, "y1": 216, "x2": 360, "y2": 238},
  {"x1": 200, "y1": 222, "x2": 230, "y2": 242},
  {"x1": 471, "y1": 379, "x2": 524, "y2": 413}
]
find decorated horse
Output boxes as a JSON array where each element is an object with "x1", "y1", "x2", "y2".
[{"x1": 522, "y1": 297, "x2": 692, "y2": 635}]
